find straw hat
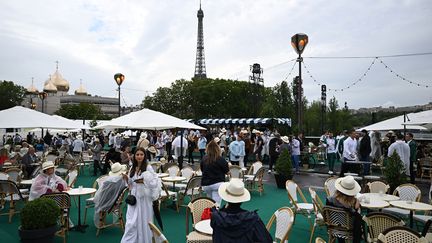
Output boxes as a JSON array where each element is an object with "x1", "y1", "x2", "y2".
[
  {"x1": 124, "y1": 135, "x2": 130, "y2": 139},
  {"x1": 281, "y1": 136, "x2": 289, "y2": 144},
  {"x1": 335, "y1": 176, "x2": 361, "y2": 196},
  {"x1": 240, "y1": 129, "x2": 248, "y2": 134},
  {"x1": 147, "y1": 146, "x2": 157, "y2": 154},
  {"x1": 218, "y1": 179, "x2": 250, "y2": 203},
  {"x1": 42, "y1": 161, "x2": 56, "y2": 171},
  {"x1": 159, "y1": 157, "x2": 166, "y2": 163},
  {"x1": 214, "y1": 137, "x2": 221, "y2": 143},
  {"x1": 220, "y1": 128, "x2": 227, "y2": 133},
  {"x1": 109, "y1": 162, "x2": 127, "y2": 176},
  {"x1": 76, "y1": 135, "x2": 82, "y2": 140}
]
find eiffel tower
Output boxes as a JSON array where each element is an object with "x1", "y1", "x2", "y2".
[{"x1": 194, "y1": 1, "x2": 207, "y2": 79}]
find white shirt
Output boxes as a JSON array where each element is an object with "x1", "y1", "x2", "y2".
[
  {"x1": 172, "y1": 136, "x2": 188, "y2": 148},
  {"x1": 291, "y1": 138, "x2": 300, "y2": 156},
  {"x1": 72, "y1": 139, "x2": 85, "y2": 152},
  {"x1": 343, "y1": 137, "x2": 357, "y2": 160},
  {"x1": 326, "y1": 137, "x2": 337, "y2": 153},
  {"x1": 388, "y1": 140, "x2": 410, "y2": 176}
]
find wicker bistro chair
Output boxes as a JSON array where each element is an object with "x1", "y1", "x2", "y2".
[
  {"x1": 177, "y1": 176, "x2": 203, "y2": 212},
  {"x1": 186, "y1": 197, "x2": 215, "y2": 243},
  {"x1": 322, "y1": 206, "x2": 355, "y2": 243},
  {"x1": 228, "y1": 165, "x2": 243, "y2": 179},
  {"x1": 0, "y1": 180, "x2": 29, "y2": 223},
  {"x1": 65, "y1": 169, "x2": 78, "y2": 188},
  {"x1": 285, "y1": 180, "x2": 314, "y2": 227},
  {"x1": 377, "y1": 225, "x2": 427, "y2": 243},
  {"x1": 414, "y1": 184, "x2": 432, "y2": 227},
  {"x1": 4, "y1": 168, "x2": 23, "y2": 183},
  {"x1": 246, "y1": 161, "x2": 263, "y2": 176},
  {"x1": 175, "y1": 165, "x2": 196, "y2": 191},
  {"x1": 244, "y1": 167, "x2": 266, "y2": 196},
  {"x1": 367, "y1": 181, "x2": 390, "y2": 194},
  {"x1": 41, "y1": 192, "x2": 71, "y2": 243},
  {"x1": 363, "y1": 212, "x2": 405, "y2": 243},
  {"x1": 266, "y1": 207, "x2": 295, "y2": 243},
  {"x1": 96, "y1": 187, "x2": 128, "y2": 236},
  {"x1": 419, "y1": 158, "x2": 432, "y2": 180},
  {"x1": 309, "y1": 187, "x2": 326, "y2": 243},
  {"x1": 382, "y1": 183, "x2": 421, "y2": 219},
  {"x1": 315, "y1": 237, "x2": 327, "y2": 243},
  {"x1": 83, "y1": 175, "x2": 108, "y2": 224},
  {"x1": 150, "y1": 162, "x2": 162, "y2": 173},
  {"x1": 324, "y1": 177, "x2": 338, "y2": 197},
  {"x1": 149, "y1": 222, "x2": 169, "y2": 243}
]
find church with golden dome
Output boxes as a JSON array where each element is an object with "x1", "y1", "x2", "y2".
[{"x1": 23, "y1": 63, "x2": 119, "y2": 117}]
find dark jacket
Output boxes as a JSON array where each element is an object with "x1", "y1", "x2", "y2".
[
  {"x1": 268, "y1": 137, "x2": 280, "y2": 157},
  {"x1": 359, "y1": 135, "x2": 371, "y2": 159},
  {"x1": 200, "y1": 156, "x2": 229, "y2": 186},
  {"x1": 211, "y1": 207, "x2": 272, "y2": 243}
]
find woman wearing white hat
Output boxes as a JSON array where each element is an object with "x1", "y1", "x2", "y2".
[
  {"x1": 326, "y1": 176, "x2": 363, "y2": 243},
  {"x1": 211, "y1": 179, "x2": 272, "y2": 243},
  {"x1": 29, "y1": 161, "x2": 68, "y2": 201}
]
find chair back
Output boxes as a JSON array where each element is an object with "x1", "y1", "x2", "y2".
[
  {"x1": 40, "y1": 192, "x2": 71, "y2": 239},
  {"x1": 182, "y1": 175, "x2": 202, "y2": 196},
  {"x1": 378, "y1": 225, "x2": 427, "y2": 243},
  {"x1": 45, "y1": 154, "x2": 58, "y2": 163},
  {"x1": 315, "y1": 237, "x2": 326, "y2": 243},
  {"x1": 286, "y1": 180, "x2": 299, "y2": 203},
  {"x1": 363, "y1": 212, "x2": 405, "y2": 242},
  {"x1": 309, "y1": 187, "x2": 324, "y2": 214},
  {"x1": 229, "y1": 165, "x2": 243, "y2": 179},
  {"x1": 266, "y1": 207, "x2": 294, "y2": 242},
  {"x1": 324, "y1": 177, "x2": 337, "y2": 197},
  {"x1": 367, "y1": 181, "x2": 390, "y2": 193},
  {"x1": 150, "y1": 162, "x2": 161, "y2": 173},
  {"x1": 322, "y1": 206, "x2": 354, "y2": 240},
  {"x1": 180, "y1": 165, "x2": 195, "y2": 181},
  {"x1": 149, "y1": 222, "x2": 169, "y2": 243},
  {"x1": 0, "y1": 180, "x2": 24, "y2": 200},
  {"x1": 166, "y1": 164, "x2": 180, "y2": 177},
  {"x1": 394, "y1": 183, "x2": 421, "y2": 201},
  {"x1": 31, "y1": 165, "x2": 42, "y2": 178},
  {"x1": 248, "y1": 161, "x2": 263, "y2": 175},
  {"x1": 0, "y1": 172, "x2": 9, "y2": 180},
  {"x1": 4, "y1": 168, "x2": 23, "y2": 183},
  {"x1": 108, "y1": 187, "x2": 128, "y2": 214},
  {"x1": 187, "y1": 197, "x2": 216, "y2": 231},
  {"x1": 66, "y1": 169, "x2": 78, "y2": 188}
]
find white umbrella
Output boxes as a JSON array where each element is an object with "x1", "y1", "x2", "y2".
[
  {"x1": 357, "y1": 112, "x2": 428, "y2": 132},
  {"x1": 402, "y1": 110, "x2": 432, "y2": 129},
  {"x1": 94, "y1": 108, "x2": 205, "y2": 130},
  {"x1": 0, "y1": 106, "x2": 87, "y2": 130},
  {"x1": 52, "y1": 115, "x2": 91, "y2": 130}
]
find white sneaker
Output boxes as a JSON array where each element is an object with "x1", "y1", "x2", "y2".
[
  {"x1": 268, "y1": 170, "x2": 272, "y2": 174},
  {"x1": 328, "y1": 171, "x2": 333, "y2": 175}
]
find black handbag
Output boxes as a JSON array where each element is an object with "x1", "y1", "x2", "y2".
[{"x1": 125, "y1": 195, "x2": 137, "y2": 205}]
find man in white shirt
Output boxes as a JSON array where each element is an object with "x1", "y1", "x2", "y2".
[
  {"x1": 388, "y1": 132, "x2": 410, "y2": 177},
  {"x1": 72, "y1": 135, "x2": 85, "y2": 155},
  {"x1": 290, "y1": 135, "x2": 301, "y2": 174},
  {"x1": 340, "y1": 129, "x2": 358, "y2": 176},
  {"x1": 172, "y1": 131, "x2": 188, "y2": 167}
]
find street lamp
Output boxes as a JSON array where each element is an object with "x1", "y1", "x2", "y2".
[
  {"x1": 38, "y1": 91, "x2": 48, "y2": 113},
  {"x1": 114, "y1": 73, "x2": 125, "y2": 117},
  {"x1": 291, "y1": 33, "x2": 308, "y2": 132}
]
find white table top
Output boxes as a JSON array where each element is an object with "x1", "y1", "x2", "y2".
[
  {"x1": 157, "y1": 173, "x2": 169, "y2": 178},
  {"x1": 360, "y1": 199, "x2": 390, "y2": 209},
  {"x1": 161, "y1": 176, "x2": 186, "y2": 182},
  {"x1": 195, "y1": 219, "x2": 212, "y2": 235},
  {"x1": 20, "y1": 179, "x2": 34, "y2": 185},
  {"x1": 66, "y1": 187, "x2": 97, "y2": 196},
  {"x1": 358, "y1": 193, "x2": 400, "y2": 202},
  {"x1": 390, "y1": 201, "x2": 432, "y2": 211}
]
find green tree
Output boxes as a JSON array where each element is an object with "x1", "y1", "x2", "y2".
[
  {"x1": 0, "y1": 81, "x2": 27, "y2": 110},
  {"x1": 55, "y1": 103, "x2": 110, "y2": 120}
]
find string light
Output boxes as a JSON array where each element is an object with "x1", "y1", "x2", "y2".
[
  {"x1": 377, "y1": 58, "x2": 430, "y2": 88},
  {"x1": 302, "y1": 58, "x2": 376, "y2": 92},
  {"x1": 282, "y1": 61, "x2": 297, "y2": 82}
]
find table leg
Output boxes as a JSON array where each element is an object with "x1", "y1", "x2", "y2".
[
  {"x1": 70, "y1": 195, "x2": 89, "y2": 233},
  {"x1": 410, "y1": 210, "x2": 414, "y2": 228}
]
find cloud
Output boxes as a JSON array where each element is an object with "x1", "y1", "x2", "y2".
[{"x1": 0, "y1": 0, "x2": 431, "y2": 109}]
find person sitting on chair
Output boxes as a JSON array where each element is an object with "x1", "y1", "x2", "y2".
[
  {"x1": 93, "y1": 162, "x2": 127, "y2": 227},
  {"x1": 211, "y1": 179, "x2": 272, "y2": 243},
  {"x1": 326, "y1": 176, "x2": 363, "y2": 243},
  {"x1": 29, "y1": 161, "x2": 68, "y2": 201}
]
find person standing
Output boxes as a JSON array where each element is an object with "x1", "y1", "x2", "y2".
[
  {"x1": 229, "y1": 135, "x2": 245, "y2": 166},
  {"x1": 187, "y1": 132, "x2": 196, "y2": 164},
  {"x1": 340, "y1": 130, "x2": 358, "y2": 177},
  {"x1": 198, "y1": 133, "x2": 207, "y2": 160},
  {"x1": 201, "y1": 140, "x2": 229, "y2": 206},
  {"x1": 90, "y1": 138, "x2": 103, "y2": 176},
  {"x1": 325, "y1": 132, "x2": 337, "y2": 175},
  {"x1": 388, "y1": 132, "x2": 410, "y2": 177},
  {"x1": 121, "y1": 148, "x2": 160, "y2": 243},
  {"x1": 290, "y1": 135, "x2": 301, "y2": 174},
  {"x1": 406, "y1": 133, "x2": 417, "y2": 183},
  {"x1": 72, "y1": 135, "x2": 85, "y2": 156},
  {"x1": 359, "y1": 129, "x2": 372, "y2": 175},
  {"x1": 253, "y1": 130, "x2": 264, "y2": 161}
]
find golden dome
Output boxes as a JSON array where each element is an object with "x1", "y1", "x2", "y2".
[
  {"x1": 43, "y1": 77, "x2": 58, "y2": 92},
  {"x1": 51, "y1": 69, "x2": 70, "y2": 92},
  {"x1": 74, "y1": 81, "x2": 87, "y2": 95},
  {"x1": 26, "y1": 81, "x2": 39, "y2": 94}
]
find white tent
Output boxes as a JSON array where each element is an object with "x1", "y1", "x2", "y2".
[
  {"x1": 402, "y1": 109, "x2": 432, "y2": 130},
  {"x1": 357, "y1": 111, "x2": 428, "y2": 132},
  {"x1": 94, "y1": 108, "x2": 206, "y2": 130},
  {"x1": 0, "y1": 106, "x2": 88, "y2": 130},
  {"x1": 52, "y1": 115, "x2": 91, "y2": 130}
]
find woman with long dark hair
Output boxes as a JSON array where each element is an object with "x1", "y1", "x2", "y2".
[
  {"x1": 121, "y1": 147, "x2": 160, "y2": 243},
  {"x1": 201, "y1": 140, "x2": 229, "y2": 206}
]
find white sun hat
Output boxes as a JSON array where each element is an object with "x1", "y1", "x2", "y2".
[
  {"x1": 281, "y1": 136, "x2": 289, "y2": 144},
  {"x1": 218, "y1": 179, "x2": 251, "y2": 203},
  {"x1": 335, "y1": 176, "x2": 361, "y2": 196},
  {"x1": 42, "y1": 161, "x2": 56, "y2": 171},
  {"x1": 109, "y1": 162, "x2": 127, "y2": 176}
]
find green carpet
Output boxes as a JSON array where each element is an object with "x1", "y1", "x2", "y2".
[{"x1": 0, "y1": 169, "x2": 329, "y2": 243}]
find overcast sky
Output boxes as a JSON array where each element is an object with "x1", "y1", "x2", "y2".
[{"x1": 1, "y1": 0, "x2": 431, "y2": 109}]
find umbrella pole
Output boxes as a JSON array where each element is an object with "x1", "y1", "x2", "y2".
[{"x1": 179, "y1": 129, "x2": 183, "y2": 169}]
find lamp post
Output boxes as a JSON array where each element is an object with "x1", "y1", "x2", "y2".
[
  {"x1": 291, "y1": 33, "x2": 308, "y2": 132},
  {"x1": 321, "y1": 85, "x2": 327, "y2": 134},
  {"x1": 38, "y1": 91, "x2": 48, "y2": 137},
  {"x1": 114, "y1": 73, "x2": 125, "y2": 117}
]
